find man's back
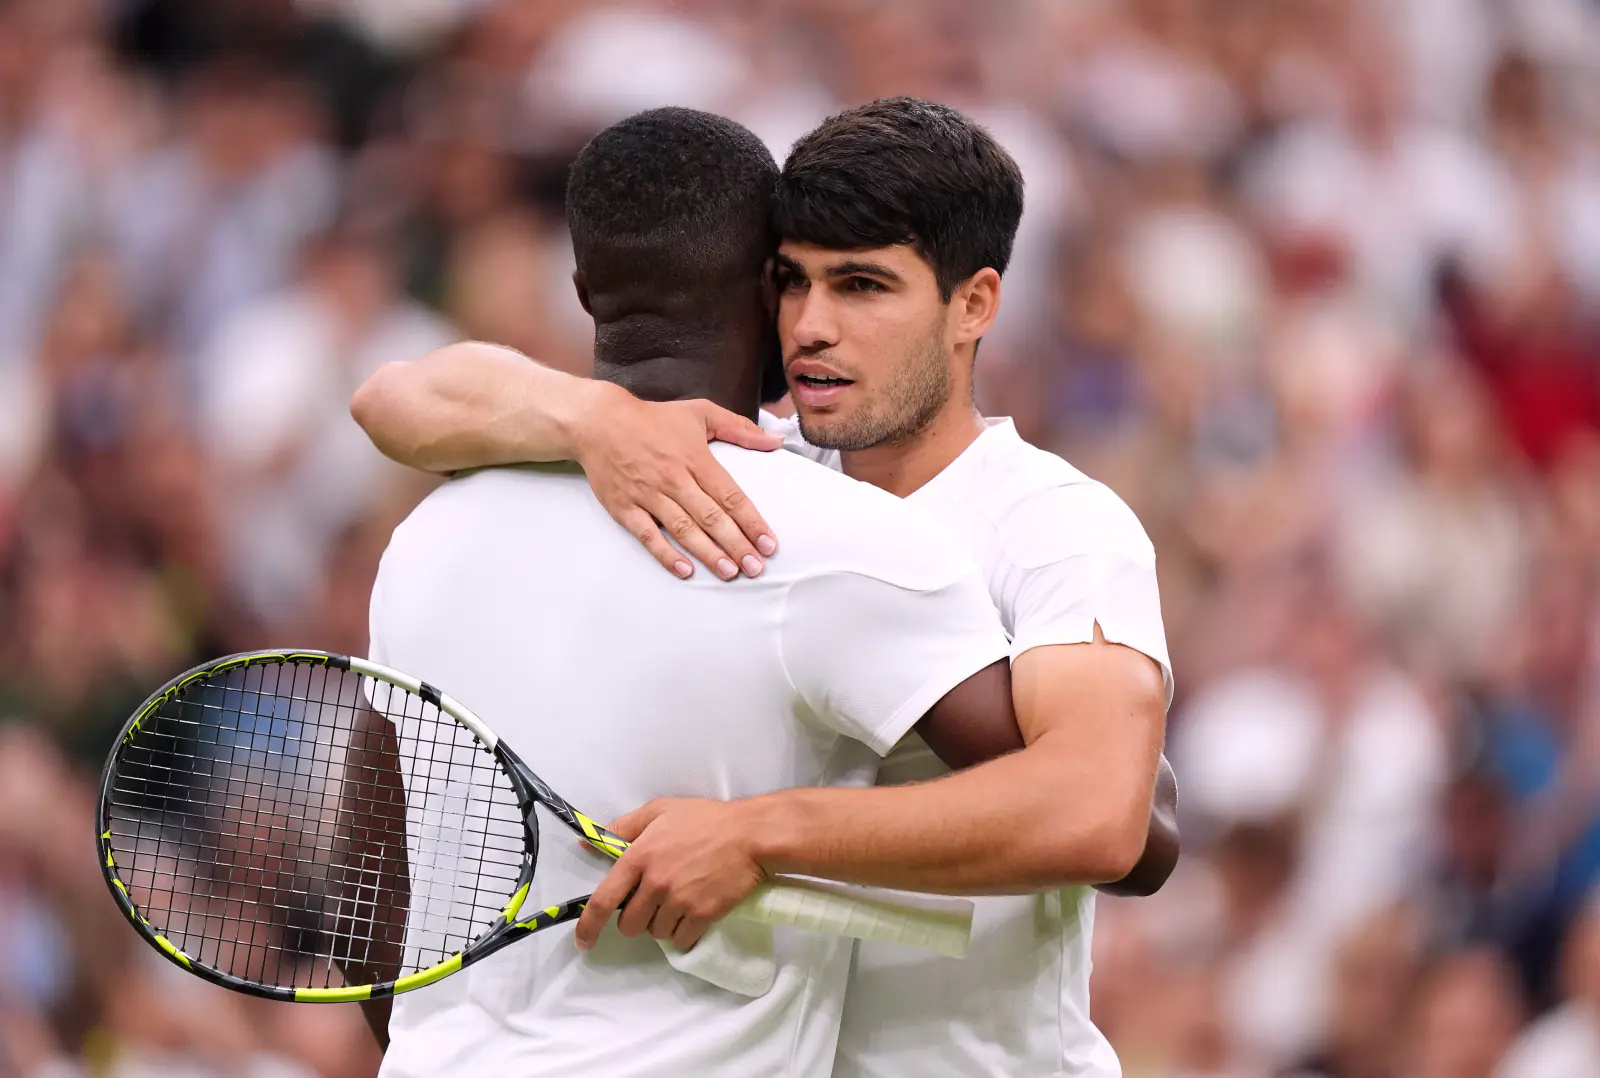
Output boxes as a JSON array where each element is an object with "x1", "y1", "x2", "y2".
[{"x1": 369, "y1": 444, "x2": 1009, "y2": 1078}]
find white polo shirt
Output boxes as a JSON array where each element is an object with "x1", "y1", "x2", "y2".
[
  {"x1": 764, "y1": 413, "x2": 1173, "y2": 1078},
  {"x1": 367, "y1": 443, "x2": 1010, "y2": 1078}
]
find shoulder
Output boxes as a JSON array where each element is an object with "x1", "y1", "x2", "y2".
[
  {"x1": 976, "y1": 434, "x2": 1155, "y2": 571},
  {"x1": 380, "y1": 464, "x2": 590, "y2": 561},
  {"x1": 713, "y1": 444, "x2": 980, "y2": 592},
  {"x1": 409, "y1": 462, "x2": 587, "y2": 516}
]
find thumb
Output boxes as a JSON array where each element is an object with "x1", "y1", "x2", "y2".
[
  {"x1": 609, "y1": 798, "x2": 674, "y2": 841},
  {"x1": 699, "y1": 404, "x2": 783, "y2": 451}
]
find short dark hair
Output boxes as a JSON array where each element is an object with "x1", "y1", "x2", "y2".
[
  {"x1": 774, "y1": 97, "x2": 1024, "y2": 300},
  {"x1": 567, "y1": 107, "x2": 778, "y2": 305}
]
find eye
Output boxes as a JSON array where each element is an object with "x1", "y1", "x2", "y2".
[
  {"x1": 845, "y1": 277, "x2": 885, "y2": 293},
  {"x1": 775, "y1": 269, "x2": 806, "y2": 293}
]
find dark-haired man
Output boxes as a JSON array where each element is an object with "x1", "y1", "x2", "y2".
[
  {"x1": 356, "y1": 98, "x2": 1176, "y2": 1078},
  {"x1": 365, "y1": 107, "x2": 1028, "y2": 1078}
]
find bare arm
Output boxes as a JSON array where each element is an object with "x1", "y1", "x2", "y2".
[
  {"x1": 351, "y1": 342, "x2": 606, "y2": 473},
  {"x1": 870, "y1": 658, "x2": 1184, "y2": 895},
  {"x1": 350, "y1": 342, "x2": 782, "y2": 577},
  {"x1": 328, "y1": 706, "x2": 410, "y2": 1051},
  {"x1": 1095, "y1": 754, "x2": 1178, "y2": 898},
  {"x1": 913, "y1": 659, "x2": 1023, "y2": 769},
  {"x1": 744, "y1": 630, "x2": 1166, "y2": 892},
  {"x1": 574, "y1": 627, "x2": 1168, "y2": 948},
  {"x1": 915, "y1": 659, "x2": 1179, "y2": 897}
]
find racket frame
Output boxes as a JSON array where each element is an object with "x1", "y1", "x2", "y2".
[{"x1": 97, "y1": 648, "x2": 627, "y2": 1003}]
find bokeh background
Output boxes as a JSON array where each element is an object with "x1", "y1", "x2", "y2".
[{"x1": 2, "y1": 0, "x2": 1599, "y2": 1075}]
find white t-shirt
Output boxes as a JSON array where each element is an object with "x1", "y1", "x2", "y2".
[
  {"x1": 763, "y1": 412, "x2": 1173, "y2": 1078},
  {"x1": 367, "y1": 444, "x2": 1010, "y2": 1078}
]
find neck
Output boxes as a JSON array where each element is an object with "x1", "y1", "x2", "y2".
[
  {"x1": 593, "y1": 318, "x2": 762, "y2": 420},
  {"x1": 595, "y1": 356, "x2": 761, "y2": 420},
  {"x1": 840, "y1": 399, "x2": 986, "y2": 497}
]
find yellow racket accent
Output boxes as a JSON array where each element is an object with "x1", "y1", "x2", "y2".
[
  {"x1": 573, "y1": 812, "x2": 629, "y2": 858},
  {"x1": 100, "y1": 648, "x2": 979, "y2": 1005},
  {"x1": 152, "y1": 934, "x2": 193, "y2": 970},
  {"x1": 513, "y1": 904, "x2": 574, "y2": 931},
  {"x1": 391, "y1": 954, "x2": 464, "y2": 994},
  {"x1": 295, "y1": 983, "x2": 375, "y2": 1003},
  {"x1": 501, "y1": 881, "x2": 531, "y2": 922}
]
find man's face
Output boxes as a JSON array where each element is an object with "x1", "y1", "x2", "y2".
[{"x1": 774, "y1": 241, "x2": 954, "y2": 451}]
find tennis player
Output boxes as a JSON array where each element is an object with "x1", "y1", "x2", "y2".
[
  {"x1": 365, "y1": 108, "x2": 1037, "y2": 1078},
  {"x1": 355, "y1": 99, "x2": 1176, "y2": 1078}
]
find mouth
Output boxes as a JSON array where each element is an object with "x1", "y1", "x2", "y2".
[
  {"x1": 786, "y1": 356, "x2": 858, "y2": 409},
  {"x1": 787, "y1": 363, "x2": 857, "y2": 409},
  {"x1": 792, "y1": 373, "x2": 855, "y2": 390}
]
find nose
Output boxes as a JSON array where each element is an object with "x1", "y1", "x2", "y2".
[{"x1": 784, "y1": 282, "x2": 840, "y2": 356}]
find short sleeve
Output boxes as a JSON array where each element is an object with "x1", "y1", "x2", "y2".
[
  {"x1": 1007, "y1": 553, "x2": 1173, "y2": 706},
  {"x1": 999, "y1": 485, "x2": 1174, "y2": 706},
  {"x1": 780, "y1": 569, "x2": 1010, "y2": 756}
]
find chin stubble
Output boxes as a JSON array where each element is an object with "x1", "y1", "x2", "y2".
[{"x1": 799, "y1": 325, "x2": 952, "y2": 452}]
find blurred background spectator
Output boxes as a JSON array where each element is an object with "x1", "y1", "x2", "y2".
[{"x1": 1, "y1": 1, "x2": 1597, "y2": 1075}]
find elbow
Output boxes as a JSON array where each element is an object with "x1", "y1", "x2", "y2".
[
  {"x1": 1089, "y1": 815, "x2": 1150, "y2": 885},
  {"x1": 351, "y1": 361, "x2": 433, "y2": 469},
  {"x1": 1032, "y1": 808, "x2": 1149, "y2": 890},
  {"x1": 1100, "y1": 828, "x2": 1179, "y2": 898},
  {"x1": 350, "y1": 362, "x2": 402, "y2": 438}
]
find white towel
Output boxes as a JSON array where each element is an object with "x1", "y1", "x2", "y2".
[{"x1": 659, "y1": 919, "x2": 776, "y2": 997}]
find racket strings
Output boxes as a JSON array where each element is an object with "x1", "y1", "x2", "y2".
[{"x1": 105, "y1": 660, "x2": 527, "y2": 991}]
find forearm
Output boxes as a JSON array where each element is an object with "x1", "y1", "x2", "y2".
[
  {"x1": 747, "y1": 733, "x2": 1151, "y2": 894},
  {"x1": 350, "y1": 341, "x2": 614, "y2": 473},
  {"x1": 334, "y1": 709, "x2": 407, "y2": 1050},
  {"x1": 358, "y1": 999, "x2": 392, "y2": 1051}
]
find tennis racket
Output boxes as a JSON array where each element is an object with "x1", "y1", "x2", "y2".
[{"x1": 97, "y1": 649, "x2": 973, "y2": 1003}]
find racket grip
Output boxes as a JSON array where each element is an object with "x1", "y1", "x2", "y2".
[{"x1": 729, "y1": 877, "x2": 973, "y2": 959}]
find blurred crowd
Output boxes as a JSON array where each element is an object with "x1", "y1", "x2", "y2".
[{"x1": 1, "y1": 1, "x2": 1598, "y2": 1076}]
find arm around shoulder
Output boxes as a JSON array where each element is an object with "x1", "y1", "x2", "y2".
[
  {"x1": 350, "y1": 341, "x2": 610, "y2": 473},
  {"x1": 350, "y1": 341, "x2": 784, "y2": 577}
]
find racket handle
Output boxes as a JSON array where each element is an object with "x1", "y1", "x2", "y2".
[{"x1": 729, "y1": 877, "x2": 972, "y2": 959}]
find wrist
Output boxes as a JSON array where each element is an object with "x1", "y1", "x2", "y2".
[
  {"x1": 565, "y1": 379, "x2": 632, "y2": 466},
  {"x1": 741, "y1": 789, "x2": 820, "y2": 876}
]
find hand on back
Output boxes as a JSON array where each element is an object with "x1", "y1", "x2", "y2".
[{"x1": 574, "y1": 383, "x2": 782, "y2": 580}]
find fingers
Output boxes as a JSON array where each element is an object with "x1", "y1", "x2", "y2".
[
  {"x1": 644, "y1": 907, "x2": 710, "y2": 954},
  {"x1": 609, "y1": 799, "x2": 672, "y2": 842},
  {"x1": 574, "y1": 858, "x2": 639, "y2": 951},
  {"x1": 616, "y1": 506, "x2": 695, "y2": 580},
  {"x1": 644, "y1": 493, "x2": 741, "y2": 580},
  {"x1": 698, "y1": 401, "x2": 784, "y2": 452},
  {"x1": 615, "y1": 880, "x2": 660, "y2": 940},
  {"x1": 648, "y1": 905, "x2": 684, "y2": 944},
  {"x1": 670, "y1": 916, "x2": 711, "y2": 953},
  {"x1": 670, "y1": 480, "x2": 768, "y2": 579},
  {"x1": 592, "y1": 401, "x2": 779, "y2": 578},
  {"x1": 688, "y1": 457, "x2": 778, "y2": 560}
]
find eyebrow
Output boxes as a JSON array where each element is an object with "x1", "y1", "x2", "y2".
[
  {"x1": 825, "y1": 259, "x2": 903, "y2": 284},
  {"x1": 773, "y1": 254, "x2": 904, "y2": 285}
]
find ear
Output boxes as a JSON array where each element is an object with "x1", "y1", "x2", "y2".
[
  {"x1": 572, "y1": 269, "x2": 592, "y2": 316},
  {"x1": 951, "y1": 268, "x2": 1001, "y2": 346}
]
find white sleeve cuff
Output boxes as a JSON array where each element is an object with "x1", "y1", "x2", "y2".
[
  {"x1": 1008, "y1": 553, "x2": 1174, "y2": 708},
  {"x1": 866, "y1": 641, "x2": 1012, "y2": 757}
]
